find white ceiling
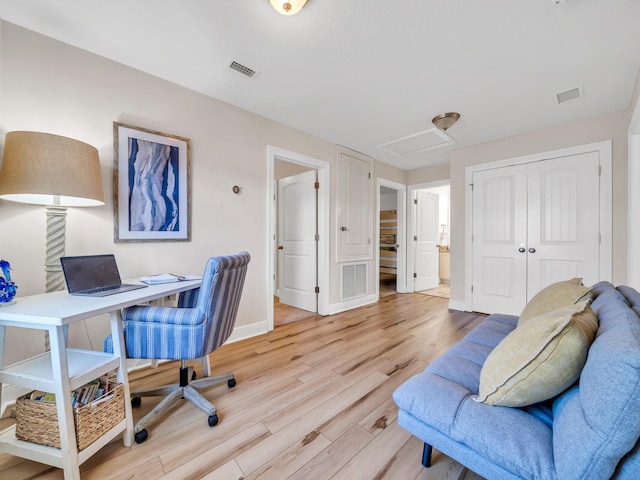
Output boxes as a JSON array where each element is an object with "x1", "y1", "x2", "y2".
[{"x1": 1, "y1": 0, "x2": 639, "y2": 171}]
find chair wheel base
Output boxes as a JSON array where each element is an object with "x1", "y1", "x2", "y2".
[
  {"x1": 228, "y1": 378, "x2": 236, "y2": 388},
  {"x1": 135, "y1": 429, "x2": 148, "y2": 444},
  {"x1": 208, "y1": 415, "x2": 219, "y2": 427},
  {"x1": 131, "y1": 397, "x2": 142, "y2": 408}
]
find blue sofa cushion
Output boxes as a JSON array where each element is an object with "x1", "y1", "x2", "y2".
[
  {"x1": 553, "y1": 282, "x2": 640, "y2": 480},
  {"x1": 394, "y1": 314, "x2": 556, "y2": 478}
]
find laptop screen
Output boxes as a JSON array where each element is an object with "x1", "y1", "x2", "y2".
[{"x1": 60, "y1": 255, "x2": 122, "y2": 293}]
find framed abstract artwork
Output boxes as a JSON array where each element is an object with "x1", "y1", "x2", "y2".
[{"x1": 113, "y1": 122, "x2": 191, "y2": 242}]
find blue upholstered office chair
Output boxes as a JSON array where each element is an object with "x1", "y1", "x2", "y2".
[{"x1": 107, "y1": 251, "x2": 250, "y2": 443}]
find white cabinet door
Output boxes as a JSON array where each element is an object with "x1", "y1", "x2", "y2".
[
  {"x1": 278, "y1": 170, "x2": 317, "y2": 312},
  {"x1": 337, "y1": 148, "x2": 372, "y2": 261},
  {"x1": 472, "y1": 164, "x2": 528, "y2": 315},
  {"x1": 471, "y1": 152, "x2": 601, "y2": 314},
  {"x1": 414, "y1": 191, "x2": 440, "y2": 291}
]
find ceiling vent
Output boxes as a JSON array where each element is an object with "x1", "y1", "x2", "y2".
[
  {"x1": 226, "y1": 59, "x2": 259, "y2": 79},
  {"x1": 556, "y1": 85, "x2": 583, "y2": 104},
  {"x1": 377, "y1": 128, "x2": 455, "y2": 157}
]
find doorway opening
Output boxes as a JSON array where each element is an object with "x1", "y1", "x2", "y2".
[
  {"x1": 377, "y1": 179, "x2": 407, "y2": 298},
  {"x1": 267, "y1": 146, "x2": 329, "y2": 331},
  {"x1": 408, "y1": 182, "x2": 450, "y2": 299}
]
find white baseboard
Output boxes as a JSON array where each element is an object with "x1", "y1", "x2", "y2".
[
  {"x1": 227, "y1": 320, "x2": 268, "y2": 344},
  {"x1": 328, "y1": 294, "x2": 378, "y2": 315}
]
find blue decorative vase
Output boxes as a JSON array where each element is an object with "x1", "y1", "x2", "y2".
[{"x1": 0, "y1": 259, "x2": 18, "y2": 305}]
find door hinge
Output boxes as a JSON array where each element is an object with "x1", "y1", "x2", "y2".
[
  {"x1": 471, "y1": 285, "x2": 474, "y2": 292},
  {"x1": 314, "y1": 181, "x2": 320, "y2": 189},
  {"x1": 599, "y1": 233, "x2": 602, "y2": 244},
  {"x1": 413, "y1": 198, "x2": 418, "y2": 205},
  {"x1": 598, "y1": 165, "x2": 602, "y2": 176},
  {"x1": 470, "y1": 183, "x2": 474, "y2": 191},
  {"x1": 315, "y1": 234, "x2": 320, "y2": 242},
  {"x1": 413, "y1": 273, "x2": 417, "y2": 278},
  {"x1": 414, "y1": 235, "x2": 418, "y2": 241},
  {"x1": 368, "y1": 172, "x2": 371, "y2": 179},
  {"x1": 315, "y1": 286, "x2": 320, "y2": 294}
]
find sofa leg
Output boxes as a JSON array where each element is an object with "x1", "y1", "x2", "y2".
[{"x1": 422, "y1": 443, "x2": 433, "y2": 468}]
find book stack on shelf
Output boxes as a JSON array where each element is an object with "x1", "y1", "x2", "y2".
[
  {"x1": 29, "y1": 370, "x2": 118, "y2": 409},
  {"x1": 15, "y1": 370, "x2": 124, "y2": 450}
]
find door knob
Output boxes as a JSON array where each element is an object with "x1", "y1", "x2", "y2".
[
  {"x1": 518, "y1": 247, "x2": 526, "y2": 253},
  {"x1": 277, "y1": 245, "x2": 284, "y2": 250},
  {"x1": 341, "y1": 226, "x2": 347, "y2": 231},
  {"x1": 529, "y1": 247, "x2": 536, "y2": 253}
]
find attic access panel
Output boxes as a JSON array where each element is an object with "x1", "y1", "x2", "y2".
[{"x1": 377, "y1": 128, "x2": 455, "y2": 157}]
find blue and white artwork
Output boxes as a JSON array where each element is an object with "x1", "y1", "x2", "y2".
[
  {"x1": 115, "y1": 123, "x2": 190, "y2": 242},
  {"x1": 127, "y1": 138, "x2": 180, "y2": 232}
]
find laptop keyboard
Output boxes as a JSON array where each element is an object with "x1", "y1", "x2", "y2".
[{"x1": 83, "y1": 285, "x2": 119, "y2": 294}]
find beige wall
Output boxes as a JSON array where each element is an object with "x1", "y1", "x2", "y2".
[
  {"x1": 406, "y1": 161, "x2": 450, "y2": 185},
  {"x1": 0, "y1": 22, "x2": 407, "y2": 365},
  {"x1": 374, "y1": 159, "x2": 406, "y2": 185},
  {"x1": 448, "y1": 109, "x2": 631, "y2": 306}
]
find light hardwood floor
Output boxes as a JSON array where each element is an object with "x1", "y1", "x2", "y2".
[{"x1": 0, "y1": 293, "x2": 487, "y2": 480}]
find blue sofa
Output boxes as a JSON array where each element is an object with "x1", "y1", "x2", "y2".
[{"x1": 393, "y1": 282, "x2": 640, "y2": 479}]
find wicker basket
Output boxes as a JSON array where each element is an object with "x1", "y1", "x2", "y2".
[{"x1": 15, "y1": 383, "x2": 124, "y2": 450}]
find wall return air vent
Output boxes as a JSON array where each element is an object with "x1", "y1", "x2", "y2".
[
  {"x1": 341, "y1": 263, "x2": 367, "y2": 301},
  {"x1": 226, "y1": 59, "x2": 259, "y2": 79}
]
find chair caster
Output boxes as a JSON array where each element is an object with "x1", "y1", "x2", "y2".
[
  {"x1": 228, "y1": 378, "x2": 236, "y2": 388},
  {"x1": 131, "y1": 397, "x2": 142, "y2": 408},
  {"x1": 208, "y1": 415, "x2": 219, "y2": 427},
  {"x1": 134, "y1": 429, "x2": 148, "y2": 444}
]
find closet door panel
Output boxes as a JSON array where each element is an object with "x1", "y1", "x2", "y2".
[
  {"x1": 337, "y1": 149, "x2": 372, "y2": 261},
  {"x1": 526, "y1": 152, "x2": 600, "y2": 298},
  {"x1": 471, "y1": 165, "x2": 528, "y2": 315}
]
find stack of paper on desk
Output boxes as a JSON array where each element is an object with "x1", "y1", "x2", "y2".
[{"x1": 140, "y1": 273, "x2": 202, "y2": 285}]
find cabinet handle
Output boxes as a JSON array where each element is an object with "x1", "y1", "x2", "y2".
[
  {"x1": 341, "y1": 226, "x2": 347, "y2": 231},
  {"x1": 529, "y1": 248, "x2": 536, "y2": 254},
  {"x1": 277, "y1": 245, "x2": 284, "y2": 250},
  {"x1": 518, "y1": 247, "x2": 526, "y2": 253}
]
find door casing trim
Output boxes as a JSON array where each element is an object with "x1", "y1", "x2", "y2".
[{"x1": 267, "y1": 146, "x2": 330, "y2": 331}]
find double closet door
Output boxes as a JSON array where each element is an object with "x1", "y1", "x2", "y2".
[{"x1": 471, "y1": 151, "x2": 600, "y2": 315}]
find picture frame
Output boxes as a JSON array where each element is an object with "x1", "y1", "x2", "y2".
[{"x1": 113, "y1": 122, "x2": 191, "y2": 242}]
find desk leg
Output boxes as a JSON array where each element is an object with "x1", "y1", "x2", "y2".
[
  {"x1": 49, "y1": 325, "x2": 81, "y2": 480},
  {"x1": 110, "y1": 311, "x2": 133, "y2": 447}
]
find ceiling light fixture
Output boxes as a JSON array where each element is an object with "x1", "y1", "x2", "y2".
[
  {"x1": 432, "y1": 112, "x2": 461, "y2": 132},
  {"x1": 269, "y1": 0, "x2": 309, "y2": 16}
]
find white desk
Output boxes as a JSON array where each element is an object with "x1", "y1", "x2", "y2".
[{"x1": 0, "y1": 279, "x2": 202, "y2": 480}]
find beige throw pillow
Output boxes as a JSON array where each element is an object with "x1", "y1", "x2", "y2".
[
  {"x1": 519, "y1": 278, "x2": 592, "y2": 326},
  {"x1": 475, "y1": 300, "x2": 598, "y2": 407}
]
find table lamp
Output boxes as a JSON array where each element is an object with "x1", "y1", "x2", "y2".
[{"x1": 0, "y1": 131, "x2": 105, "y2": 294}]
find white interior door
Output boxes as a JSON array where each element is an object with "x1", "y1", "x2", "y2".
[
  {"x1": 526, "y1": 152, "x2": 600, "y2": 297},
  {"x1": 472, "y1": 165, "x2": 528, "y2": 315},
  {"x1": 414, "y1": 191, "x2": 439, "y2": 291},
  {"x1": 278, "y1": 170, "x2": 317, "y2": 312}
]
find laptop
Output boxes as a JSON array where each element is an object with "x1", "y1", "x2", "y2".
[{"x1": 60, "y1": 254, "x2": 147, "y2": 297}]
